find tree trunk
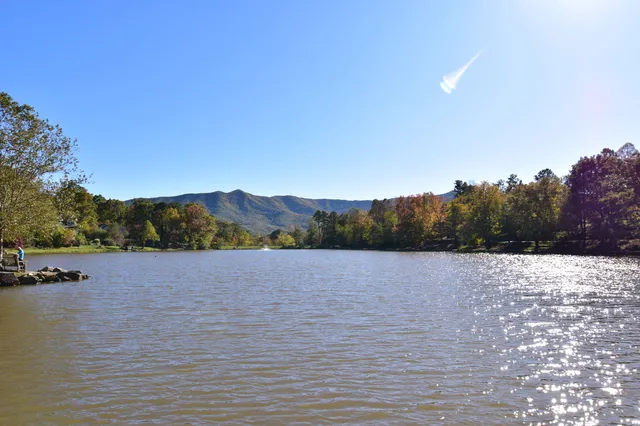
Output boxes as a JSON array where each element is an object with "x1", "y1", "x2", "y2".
[
  {"x1": 0, "y1": 228, "x2": 3, "y2": 261},
  {"x1": 535, "y1": 239, "x2": 540, "y2": 253}
]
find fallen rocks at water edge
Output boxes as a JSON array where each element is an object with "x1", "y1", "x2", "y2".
[{"x1": 0, "y1": 266, "x2": 91, "y2": 287}]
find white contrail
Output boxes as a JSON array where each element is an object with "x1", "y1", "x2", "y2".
[{"x1": 440, "y1": 51, "x2": 482, "y2": 94}]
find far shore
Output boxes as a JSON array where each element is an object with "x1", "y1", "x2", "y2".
[
  {"x1": 22, "y1": 245, "x2": 281, "y2": 255},
  {"x1": 20, "y1": 241, "x2": 640, "y2": 257}
]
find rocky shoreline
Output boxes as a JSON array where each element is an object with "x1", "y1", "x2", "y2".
[{"x1": 0, "y1": 266, "x2": 90, "y2": 286}]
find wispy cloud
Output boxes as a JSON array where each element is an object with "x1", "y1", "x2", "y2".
[{"x1": 440, "y1": 51, "x2": 482, "y2": 94}]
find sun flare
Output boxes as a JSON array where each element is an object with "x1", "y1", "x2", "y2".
[{"x1": 553, "y1": 0, "x2": 612, "y2": 19}]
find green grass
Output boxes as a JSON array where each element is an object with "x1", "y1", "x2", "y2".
[
  {"x1": 23, "y1": 245, "x2": 281, "y2": 255},
  {"x1": 218, "y1": 245, "x2": 282, "y2": 250},
  {"x1": 24, "y1": 245, "x2": 159, "y2": 255},
  {"x1": 219, "y1": 245, "x2": 258, "y2": 250}
]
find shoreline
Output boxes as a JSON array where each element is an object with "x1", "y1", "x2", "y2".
[
  {"x1": 21, "y1": 243, "x2": 640, "y2": 257},
  {"x1": 311, "y1": 241, "x2": 640, "y2": 257},
  {"x1": 23, "y1": 245, "x2": 280, "y2": 256}
]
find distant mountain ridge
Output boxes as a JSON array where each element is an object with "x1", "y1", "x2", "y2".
[{"x1": 135, "y1": 189, "x2": 454, "y2": 235}]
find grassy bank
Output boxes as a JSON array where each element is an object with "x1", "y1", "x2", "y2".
[
  {"x1": 218, "y1": 245, "x2": 281, "y2": 250},
  {"x1": 307, "y1": 239, "x2": 640, "y2": 256},
  {"x1": 23, "y1": 245, "x2": 281, "y2": 255},
  {"x1": 25, "y1": 245, "x2": 160, "y2": 255},
  {"x1": 452, "y1": 240, "x2": 640, "y2": 256},
  {"x1": 21, "y1": 241, "x2": 640, "y2": 257}
]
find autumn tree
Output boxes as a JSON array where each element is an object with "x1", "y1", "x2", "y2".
[
  {"x1": 465, "y1": 182, "x2": 504, "y2": 246},
  {"x1": 276, "y1": 233, "x2": 296, "y2": 247},
  {"x1": 2, "y1": 176, "x2": 58, "y2": 246},
  {"x1": 505, "y1": 171, "x2": 564, "y2": 251},
  {"x1": 529, "y1": 170, "x2": 565, "y2": 250},
  {"x1": 344, "y1": 208, "x2": 373, "y2": 247},
  {"x1": 106, "y1": 223, "x2": 128, "y2": 247},
  {"x1": 95, "y1": 197, "x2": 127, "y2": 224},
  {"x1": 0, "y1": 92, "x2": 85, "y2": 258},
  {"x1": 55, "y1": 182, "x2": 98, "y2": 227},
  {"x1": 395, "y1": 193, "x2": 446, "y2": 247},
  {"x1": 139, "y1": 220, "x2": 160, "y2": 247},
  {"x1": 125, "y1": 199, "x2": 155, "y2": 243},
  {"x1": 183, "y1": 203, "x2": 216, "y2": 249},
  {"x1": 368, "y1": 200, "x2": 397, "y2": 247},
  {"x1": 446, "y1": 197, "x2": 469, "y2": 244},
  {"x1": 236, "y1": 229, "x2": 253, "y2": 246},
  {"x1": 161, "y1": 206, "x2": 184, "y2": 248},
  {"x1": 564, "y1": 148, "x2": 636, "y2": 249},
  {"x1": 288, "y1": 225, "x2": 305, "y2": 247},
  {"x1": 395, "y1": 195, "x2": 421, "y2": 246}
]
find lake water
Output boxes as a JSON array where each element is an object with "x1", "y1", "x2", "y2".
[{"x1": 0, "y1": 250, "x2": 639, "y2": 425}]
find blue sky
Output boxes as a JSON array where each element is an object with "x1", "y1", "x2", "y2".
[{"x1": 3, "y1": 0, "x2": 639, "y2": 200}]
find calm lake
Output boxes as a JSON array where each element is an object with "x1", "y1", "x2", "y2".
[{"x1": 0, "y1": 250, "x2": 639, "y2": 425}]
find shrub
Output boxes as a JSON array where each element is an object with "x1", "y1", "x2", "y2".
[
  {"x1": 73, "y1": 233, "x2": 87, "y2": 247},
  {"x1": 52, "y1": 226, "x2": 74, "y2": 248}
]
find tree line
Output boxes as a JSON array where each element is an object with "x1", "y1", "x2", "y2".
[
  {"x1": 2, "y1": 91, "x2": 638, "y2": 255},
  {"x1": 0, "y1": 91, "x2": 260, "y2": 252},
  {"x1": 44, "y1": 188, "x2": 259, "y2": 249},
  {"x1": 27, "y1": 179, "x2": 306, "y2": 249},
  {"x1": 299, "y1": 143, "x2": 640, "y2": 254}
]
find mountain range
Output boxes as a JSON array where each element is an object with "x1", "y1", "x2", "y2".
[{"x1": 137, "y1": 189, "x2": 455, "y2": 235}]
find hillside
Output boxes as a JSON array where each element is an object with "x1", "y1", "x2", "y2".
[{"x1": 137, "y1": 189, "x2": 455, "y2": 235}]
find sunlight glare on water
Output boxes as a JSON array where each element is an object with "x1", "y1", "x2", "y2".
[{"x1": 473, "y1": 255, "x2": 640, "y2": 425}]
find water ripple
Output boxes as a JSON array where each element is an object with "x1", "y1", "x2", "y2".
[{"x1": 0, "y1": 251, "x2": 638, "y2": 425}]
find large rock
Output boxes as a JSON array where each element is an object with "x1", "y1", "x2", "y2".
[
  {"x1": 37, "y1": 267, "x2": 88, "y2": 282},
  {"x1": 0, "y1": 272, "x2": 19, "y2": 286},
  {"x1": 34, "y1": 267, "x2": 89, "y2": 283},
  {"x1": 18, "y1": 275, "x2": 39, "y2": 285},
  {"x1": 67, "y1": 271, "x2": 83, "y2": 281},
  {"x1": 37, "y1": 272, "x2": 61, "y2": 283},
  {"x1": 57, "y1": 271, "x2": 83, "y2": 281}
]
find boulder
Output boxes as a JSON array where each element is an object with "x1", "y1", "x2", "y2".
[
  {"x1": 52, "y1": 267, "x2": 67, "y2": 273},
  {"x1": 18, "y1": 275, "x2": 39, "y2": 285},
  {"x1": 37, "y1": 272, "x2": 61, "y2": 283},
  {"x1": 57, "y1": 271, "x2": 82, "y2": 281},
  {"x1": 0, "y1": 272, "x2": 19, "y2": 286},
  {"x1": 38, "y1": 266, "x2": 56, "y2": 272},
  {"x1": 66, "y1": 272, "x2": 83, "y2": 281}
]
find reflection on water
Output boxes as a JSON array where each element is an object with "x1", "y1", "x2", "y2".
[{"x1": 0, "y1": 251, "x2": 638, "y2": 425}]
